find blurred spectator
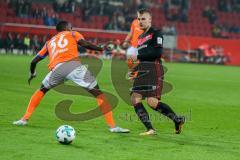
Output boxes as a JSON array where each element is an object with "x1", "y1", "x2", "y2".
[
  {"x1": 212, "y1": 24, "x2": 222, "y2": 38},
  {"x1": 229, "y1": 24, "x2": 240, "y2": 33},
  {"x1": 15, "y1": 0, "x2": 24, "y2": 17},
  {"x1": 104, "y1": 13, "x2": 118, "y2": 30},
  {"x1": 40, "y1": 35, "x2": 48, "y2": 47},
  {"x1": 212, "y1": 23, "x2": 230, "y2": 38},
  {"x1": 23, "y1": 33, "x2": 30, "y2": 54},
  {"x1": 220, "y1": 27, "x2": 230, "y2": 38},
  {"x1": 117, "y1": 12, "x2": 127, "y2": 31},
  {"x1": 43, "y1": 13, "x2": 58, "y2": 26},
  {"x1": 203, "y1": 6, "x2": 212, "y2": 17},
  {"x1": 162, "y1": 24, "x2": 177, "y2": 35},
  {"x1": 179, "y1": 8, "x2": 188, "y2": 22},
  {"x1": 13, "y1": 33, "x2": 23, "y2": 53},
  {"x1": 53, "y1": 0, "x2": 62, "y2": 12},
  {"x1": 163, "y1": 0, "x2": 189, "y2": 22},
  {"x1": 81, "y1": 0, "x2": 93, "y2": 21},
  {"x1": 112, "y1": 39, "x2": 126, "y2": 60},
  {"x1": 21, "y1": 0, "x2": 31, "y2": 18},
  {"x1": 31, "y1": 35, "x2": 41, "y2": 52},
  {"x1": 32, "y1": 8, "x2": 42, "y2": 19},
  {"x1": 5, "y1": 33, "x2": 14, "y2": 53},
  {"x1": 163, "y1": 0, "x2": 170, "y2": 19},
  {"x1": 62, "y1": 1, "x2": 70, "y2": 13},
  {"x1": 167, "y1": 5, "x2": 180, "y2": 21},
  {"x1": 179, "y1": 0, "x2": 189, "y2": 22},
  {"x1": 218, "y1": 0, "x2": 229, "y2": 12},
  {"x1": 209, "y1": 10, "x2": 218, "y2": 24},
  {"x1": 13, "y1": 0, "x2": 31, "y2": 18},
  {"x1": 69, "y1": 0, "x2": 76, "y2": 13},
  {"x1": 232, "y1": 0, "x2": 240, "y2": 12},
  {"x1": 0, "y1": 34, "x2": 3, "y2": 50},
  {"x1": 218, "y1": 0, "x2": 240, "y2": 12},
  {"x1": 203, "y1": 6, "x2": 218, "y2": 24}
]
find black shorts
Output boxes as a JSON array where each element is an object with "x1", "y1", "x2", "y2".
[{"x1": 130, "y1": 60, "x2": 164, "y2": 99}]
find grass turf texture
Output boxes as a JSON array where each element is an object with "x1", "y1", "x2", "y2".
[{"x1": 0, "y1": 54, "x2": 240, "y2": 160}]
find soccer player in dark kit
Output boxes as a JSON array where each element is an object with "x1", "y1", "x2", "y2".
[{"x1": 130, "y1": 8, "x2": 185, "y2": 135}]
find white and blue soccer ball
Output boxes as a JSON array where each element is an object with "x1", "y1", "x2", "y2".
[{"x1": 56, "y1": 125, "x2": 76, "y2": 144}]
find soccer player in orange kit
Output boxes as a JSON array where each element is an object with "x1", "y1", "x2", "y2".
[
  {"x1": 13, "y1": 21, "x2": 129, "y2": 133},
  {"x1": 123, "y1": 12, "x2": 144, "y2": 60}
]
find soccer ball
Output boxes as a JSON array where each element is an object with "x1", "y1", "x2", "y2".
[{"x1": 56, "y1": 125, "x2": 76, "y2": 144}]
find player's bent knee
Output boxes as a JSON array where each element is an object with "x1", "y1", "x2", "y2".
[
  {"x1": 131, "y1": 93, "x2": 142, "y2": 106},
  {"x1": 131, "y1": 98, "x2": 138, "y2": 106},
  {"x1": 40, "y1": 84, "x2": 49, "y2": 94},
  {"x1": 147, "y1": 97, "x2": 159, "y2": 108},
  {"x1": 87, "y1": 85, "x2": 103, "y2": 97}
]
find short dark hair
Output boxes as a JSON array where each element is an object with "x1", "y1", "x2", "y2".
[
  {"x1": 137, "y1": 8, "x2": 152, "y2": 16},
  {"x1": 56, "y1": 21, "x2": 69, "y2": 32}
]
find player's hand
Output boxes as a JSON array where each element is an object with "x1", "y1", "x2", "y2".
[
  {"x1": 122, "y1": 41, "x2": 129, "y2": 49},
  {"x1": 127, "y1": 58, "x2": 139, "y2": 70},
  {"x1": 127, "y1": 71, "x2": 138, "y2": 81},
  {"x1": 28, "y1": 72, "x2": 37, "y2": 85}
]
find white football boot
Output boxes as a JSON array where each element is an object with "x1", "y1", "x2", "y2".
[
  {"x1": 13, "y1": 119, "x2": 28, "y2": 126},
  {"x1": 109, "y1": 126, "x2": 130, "y2": 133}
]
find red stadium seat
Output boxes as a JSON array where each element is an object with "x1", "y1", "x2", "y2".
[
  {"x1": 20, "y1": 18, "x2": 29, "y2": 24},
  {"x1": 6, "y1": 17, "x2": 15, "y2": 23},
  {"x1": 0, "y1": 16, "x2": 7, "y2": 22},
  {"x1": 36, "y1": 19, "x2": 44, "y2": 25},
  {"x1": 29, "y1": 18, "x2": 37, "y2": 24},
  {"x1": 6, "y1": 9, "x2": 15, "y2": 17}
]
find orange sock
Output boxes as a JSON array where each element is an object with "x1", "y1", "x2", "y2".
[
  {"x1": 97, "y1": 94, "x2": 116, "y2": 128},
  {"x1": 22, "y1": 90, "x2": 45, "y2": 120}
]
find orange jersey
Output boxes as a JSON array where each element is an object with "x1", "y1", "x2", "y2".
[
  {"x1": 130, "y1": 19, "x2": 144, "y2": 47},
  {"x1": 37, "y1": 31, "x2": 84, "y2": 70}
]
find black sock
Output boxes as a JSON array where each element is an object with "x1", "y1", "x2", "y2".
[
  {"x1": 154, "y1": 102, "x2": 178, "y2": 123},
  {"x1": 134, "y1": 103, "x2": 154, "y2": 131}
]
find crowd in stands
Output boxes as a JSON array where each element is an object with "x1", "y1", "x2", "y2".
[
  {"x1": 53, "y1": 0, "x2": 76, "y2": 13},
  {"x1": 203, "y1": 6, "x2": 218, "y2": 24},
  {"x1": 161, "y1": 24, "x2": 177, "y2": 35},
  {"x1": 0, "y1": 32, "x2": 127, "y2": 60},
  {"x1": 212, "y1": 23, "x2": 240, "y2": 38},
  {"x1": 7, "y1": 0, "x2": 59, "y2": 26},
  {"x1": 2, "y1": 0, "x2": 239, "y2": 39},
  {"x1": 5, "y1": 0, "x2": 183, "y2": 32},
  {"x1": 218, "y1": 0, "x2": 240, "y2": 12},
  {"x1": 0, "y1": 32, "x2": 46, "y2": 54},
  {"x1": 163, "y1": 0, "x2": 189, "y2": 22},
  {"x1": 201, "y1": 0, "x2": 240, "y2": 38}
]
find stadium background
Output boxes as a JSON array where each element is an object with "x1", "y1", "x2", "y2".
[
  {"x1": 0, "y1": 0, "x2": 240, "y2": 160},
  {"x1": 1, "y1": 0, "x2": 240, "y2": 65}
]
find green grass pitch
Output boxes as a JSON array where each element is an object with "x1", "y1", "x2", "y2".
[{"x1": 0, "y1": 54, "x2": 240, "y2": 160}]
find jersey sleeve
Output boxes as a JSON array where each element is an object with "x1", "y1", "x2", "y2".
[
  {"x1": 37, "y1": 43, "x2": 48, "y2": 58},
  {"x1": 153, "y1": 30, "x2": 163, "y2": 48},
  {"x1": 130, "y1": 21, "x2": 135, "y2": 33},
  {"x1": 72, "y1": 31, "x2": 84, "y2": 42}
]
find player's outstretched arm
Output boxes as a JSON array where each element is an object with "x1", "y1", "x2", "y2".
[
  {"x1": 122, "y1": 31, "x2": 132, "y2": 48},
  {"x1": 28, "y1": 55, "x2": 43, "y2": 85},
  {"x1": 78, "y1": 39, "x2": 103, "y2": 51}
]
